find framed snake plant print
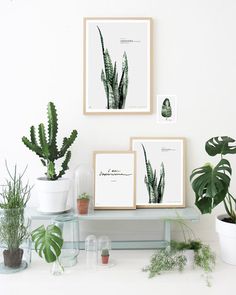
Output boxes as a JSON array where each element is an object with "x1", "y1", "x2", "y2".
[
  {"x1": 83, "y1": 17, "x2": 152, "y2": 114},
  {"x1": 131, "y1": 137, "x2": 185, "y2": 208}
]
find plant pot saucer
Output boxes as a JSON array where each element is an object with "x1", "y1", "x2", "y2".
[
  {"x1": 0, "y1": 260, "x2": 28, "y2": 274},
  {"x1": 37, "y1": 205, "x2": 72, "y2": 215}
]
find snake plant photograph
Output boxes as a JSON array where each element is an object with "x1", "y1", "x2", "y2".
[
  {"x1": 131, "y1": 138, "x2": 185, "y2": 208},
  {"x1": 84, "y1": 18, "x2": 151, "y2": 114}
]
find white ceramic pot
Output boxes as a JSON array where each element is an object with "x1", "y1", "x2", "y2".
[
  {"x1": 216, "y1": 214, "x2": 236, "y2": 265},
  {"x1": 183, "y1": 249, "x2": 195, "y2": 270},
  {"x1": 36, "y1": 178, "x2": 70, "y2": 213}
]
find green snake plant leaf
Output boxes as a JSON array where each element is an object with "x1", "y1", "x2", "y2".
[
  {"x1": 31, "y1": 225, "x2": 63, "y2": 263},
  {"x1": 190, "y1": 159, "x2": 232, "y2": 214},
  {"x1": 161, "y1": 98, "x2": 172, "y2": 118},
  {"x1": 205, "y1": 136, "x2": 236, "y2": 156}
]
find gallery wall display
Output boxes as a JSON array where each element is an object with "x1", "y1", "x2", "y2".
[
  {"x1": 94, "y1": 151, "x2": 136, "y2": 209},
  {"x1": 84, "y1": 17, "x2": 152, "y2": 114},
  {"x1": 157, "y1": 95, "x2": 178, "y2": 123},
  {"x1": 130, "y1": 137, "x2": 185, "y2": 208}
]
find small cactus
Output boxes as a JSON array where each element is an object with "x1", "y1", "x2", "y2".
[
  {"x1": 101, "y1": 248, "x2": 109, "y2": 256},
  {"x1": 22, "y1": 102, "x2": 78, "y2": 180}
]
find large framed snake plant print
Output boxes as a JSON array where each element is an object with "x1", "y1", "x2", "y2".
[{"x1": 84, "y1": 17, "x2": 152, "y2": 114}]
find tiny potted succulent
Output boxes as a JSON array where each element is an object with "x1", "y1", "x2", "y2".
[
  {"x1": 22, "y1": 102, "x2": 78, "y2": 213},
  {"x1": 0, "y1": 163, "x2": 32, "y2": 272},
  {"x1": 101, "y1": 248, "x2": 110, "y2": 264},
  {"x1": 77, "y1": 193, "x2": 90, "y2": 215}
]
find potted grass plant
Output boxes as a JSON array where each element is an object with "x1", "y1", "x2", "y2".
[
  {"x1": 0, "y1": 163, "x2": 32, "y2": 273},
  {"x1": 190, "y1": 136, "x2": 236, "y2": 265},
  {"x1": 22, "y1": 102, "x2": 78, "y2": 213},
  {"x1": 77, "y1": 193, "x2": 90, "y2": 215}
]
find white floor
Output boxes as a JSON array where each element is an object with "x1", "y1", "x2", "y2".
[{"x1": 0, "y1": 245, "x2": 236, "y2": 295}]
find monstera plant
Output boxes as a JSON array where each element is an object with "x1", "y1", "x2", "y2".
[{"x1": 190, "y1": 136, "x2": 236, "y2": 265}]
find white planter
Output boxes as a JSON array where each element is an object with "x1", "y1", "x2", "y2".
[
  {"x1": 216, "y1": 214, "x2": 236, "y2": 265},
  {"x1": 36, "y1": 178, "x2": 70, "y2": 213},
  {"x1": 183, "y1": 249, "x2": 195, "y2": 270}
]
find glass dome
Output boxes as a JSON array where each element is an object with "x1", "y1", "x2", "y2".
[
  {"x1": 85, "y1": 235, "x2": 97, "y2": 269},
  {"x1": 53, "y1": 214, "x2": 80, "y2": 267},
  {"x1": 75, "y1": 164, "x2": 94, "y2": 215},
  {"x1": 98, "y1": 236, "x2": 111, "y2": 265}
]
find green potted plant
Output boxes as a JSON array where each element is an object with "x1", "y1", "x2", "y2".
[
  {"x1": 0, "y1": 163, "x2": 32, "y2": 273},
  {"x1": 77, "y1": 193, "x2": 90, "y2": 215},
  {"x1": 31, "y1": 224, "x2": 64, "y2": 275},
  {"x1": 143, "y1": 219, "x2": 215, "y2": 287},
  {"x1": 190, "y1": 136, "x2": 236, "y2": 265},
  {"x1": 101, "y1": 248, "x2": 110, "y2": 264},
  {"x1": 22, "y1": 101, "x2": 78, "y2": 213}
]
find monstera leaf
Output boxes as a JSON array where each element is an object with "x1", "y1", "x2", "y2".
[
  {"x1": 205, "y1": 136, "x2": 236, "y2": 156},
  {"x1": 190, "y1": 159, "x2": 232, "y2": 214},
  {"x1": 31, "y1": 225, "x2": 63, "y2": 263}
]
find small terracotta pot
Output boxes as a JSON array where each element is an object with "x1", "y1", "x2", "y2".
[
  {"x1": 101, "y1": 255, "x2": 109, "y2": 264},
  {"x1": 77, "y1": 199, "x2": 89, "y2": 215}
]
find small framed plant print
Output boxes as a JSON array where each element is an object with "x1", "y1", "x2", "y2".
[
  {"x1": 130, "y1": 138, "x2": 185, "y2": 208},
  {"x1": 84, "y1": 17, "x2": 152, "y2": 114},
  {"x1": 94, "y1": 151, "x2": 136, "y2": 209}
]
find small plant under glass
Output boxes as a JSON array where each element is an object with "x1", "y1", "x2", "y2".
[
  {"x1": 101, "y1": 248, "x2": 110, "y2": 264},
  {"x1": 77, "y1": 193, "x2": 90, "y2": 215}
]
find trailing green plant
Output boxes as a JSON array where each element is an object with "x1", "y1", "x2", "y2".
[
  {"x1": 101, "y1": 248, "x2": 109, "y2": 256},
  {"x1": 77, "y1": 192, "x2": 90, "y2": 200},
  {"x1": 22, "y1": 102, "x2": 78, "y2": 180},
  {"x1": 97, "y1": 26, "x2": 128, "y2": 109},
  {"x1": 161, "y1": 98, "x2": 172, "y2": 119},
  {"x1": 143, "y1": 218, "x2": 216, "y2": 287},
  {"x1": 31, "y1": 224, "x2": 63, "y2": 263},
  {"x1": 190, "y1": 136, "x2": 236, "y2": 223},
  {"x1": 141, "y1": 144, "x2": 165, "y2": 203}
]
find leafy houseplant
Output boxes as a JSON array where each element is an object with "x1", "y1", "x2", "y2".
[
  {"x1": 0, "y1": 164, "x2": 32, "y2": 270},
  {"x1": 142, "y1": 144, "x2": 165, "y2": 203},
  {"x1": 143, "y1": 219, "x2": 216, "y2": 287},
  {"x1": 143, "y1": 240, "x2": 215, "y2": 286},
  {"x1": 101, "y1": 248, "x2": 110, "y2": 264},
  {"x1": 97, "y1": 26, "x2": 128, "y2": 110},
  {"x1": 77, "y1": 193, "x2": 90, "y2": 215},
  {"x1": 190, "y1": 136, "x2": 236, "y2": 264},
  {"x1": 31, "y1": 224, "x2": 64, "y2": 275},
  {"x1": 22, "y1": 102, "x2": 78, "y2": 213}
]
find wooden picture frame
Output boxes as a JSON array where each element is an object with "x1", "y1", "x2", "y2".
[
  {"x1": 84, "y1": 17, "x2": 152, "y2": 114},
  {"x1": 130, "y1": 137, "x2": 185, "y2": 208},
  {"x1": 94, "y1": 151, "x2": 136, "y2": 209}
]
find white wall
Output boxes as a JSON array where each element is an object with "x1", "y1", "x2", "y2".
[{"x1": 0, "y1": 0, "x2": 236, "y2": 242}]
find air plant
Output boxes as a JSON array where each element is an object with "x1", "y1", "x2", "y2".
[
  {"x1": 97, "y1": 26, "x2": 128, "y2": 109},
  {"x1": 161, "y1": 98, "x2": 172, "y2": 119},
  {"x1": 142, "y1": 144, "x2": 165, "y2": 203}
]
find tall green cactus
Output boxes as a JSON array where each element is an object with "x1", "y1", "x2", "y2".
[
  {"x1": 22, "y1": 102, "x2": 78, "y2": 180},
  {"x1": 97, "y1": 26, "x2": 128, "y2": 109},
  {"x1": 142, "y1": 144, "x2": 165, "y2": 203}
]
